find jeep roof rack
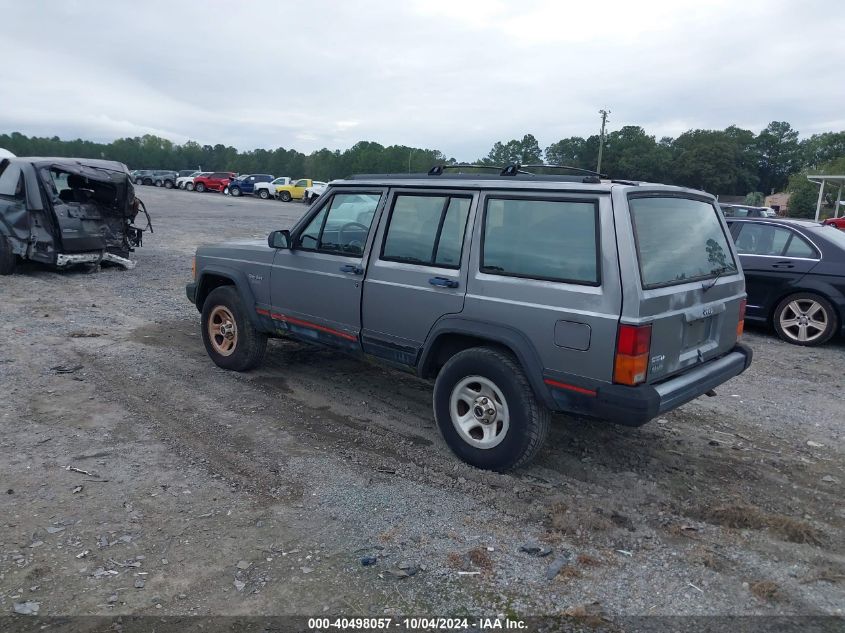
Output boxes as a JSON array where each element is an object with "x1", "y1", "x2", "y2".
[{"x1": 345, "y1": 162, "x2": 606, "y2": 184}]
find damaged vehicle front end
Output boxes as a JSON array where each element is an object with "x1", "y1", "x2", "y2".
[{"x1": 0, "y1": 157, "x2": 151, "y2": 275}]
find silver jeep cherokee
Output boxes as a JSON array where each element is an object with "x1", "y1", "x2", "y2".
[{"x1": 186, "y1": 165, "x2": 752, "y2": 471}]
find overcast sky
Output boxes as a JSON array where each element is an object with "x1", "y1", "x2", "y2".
[{"x1": 3, "y1": 0, "x2": 843, "y2": 160}]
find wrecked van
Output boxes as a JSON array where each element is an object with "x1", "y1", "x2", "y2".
[{"x1": 0, "y1": 157, "x2": 151, "y2": 275}]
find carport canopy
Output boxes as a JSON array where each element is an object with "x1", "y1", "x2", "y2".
[{"x1": 807, "y1": 174, "x2": 845, "y2": 220}]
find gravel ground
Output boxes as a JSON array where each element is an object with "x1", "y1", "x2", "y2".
[{"x1": 1, "y1": 186, "x2": 843, "y2": 622}]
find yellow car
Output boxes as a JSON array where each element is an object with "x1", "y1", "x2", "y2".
[{"x1": 275, "y1": 178, "x2": 313, "y2": 202}]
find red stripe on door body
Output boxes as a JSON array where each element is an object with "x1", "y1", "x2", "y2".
[
  {"x1": 263, "y1": 310, "x2": 358, "y2": 342},
  {"x1": 543, "y1": 378, "x2": 597, "y2": 397}
]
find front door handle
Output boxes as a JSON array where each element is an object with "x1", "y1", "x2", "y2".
[
  {"x1": 340, "y1": 264, "x2": 363, "y2": 275},
  {"x1": 429, "y1": 276, "x2": 459, "y2": 288},
  {"x1": 772, "y1": 261, "x2": 794, "y2": 269}
]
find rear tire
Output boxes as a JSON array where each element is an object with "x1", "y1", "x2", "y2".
[
  {"x1": 433, "y1": 347, "x2": 549, "y2": 471},
  {"x1": 0, "y1": 236, "x2": 17, "y2": 275},
  {"x1": 200, "y1": 286, "x2": 267, "y2": 371},
  {"x1": 195, "y1": 182, "x2": 206, "y2": 193},
  {"x1": 186, "y1": 182, "x2": 195, "y2": 191},
  {"x1": 280, "y1": 191, "x2": 292, "y2": 202},
  {"x1": 773, "y1": 293, "x2": 838, "y2": 346},
  {"x1": 258, "y1": 189, "x2": 269, "y2": 199}
]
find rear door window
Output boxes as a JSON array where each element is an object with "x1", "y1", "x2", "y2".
[
  {"x1": 629, "y1": 196, "x2": 736, "y2": 288},
  {"x1": 734, "y1": 223, "x2": 818, "y2": 258},
  {"x1": 381, "y1": 194, "x2": 471, "y2": 268},
  {"x1": 481, "y1": 197, "x2": 599, "y2": 284}
]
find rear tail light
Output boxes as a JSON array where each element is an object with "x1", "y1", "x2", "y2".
[
  {"x1": 613, "y1": 323, "x2": 652, "y2": 386},
  {"x1": 191, "y1": 256, "x2": 196, "y2": 280},
  {"x1": 737, "y1": 298, "x2": 747, "y2": 339}
]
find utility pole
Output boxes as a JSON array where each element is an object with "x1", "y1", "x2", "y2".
[{"x1": 596, "y1": 109, "x2": 610, "y2": 175}]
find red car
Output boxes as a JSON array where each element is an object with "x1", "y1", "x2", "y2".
[
  {"x1": 822, "y1": 217, "x2": 845, "y2": 230},
  {"x1": 193, "y1": 171, "x2": 236, "y2": 193}
]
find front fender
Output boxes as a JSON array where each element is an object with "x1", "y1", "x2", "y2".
[{"x1": 195, "y1": 264, "x2": 262, "y2": 327}]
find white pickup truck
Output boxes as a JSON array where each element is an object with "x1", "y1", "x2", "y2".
[
  {"x1": 254, "y1": 176, "x2": 291, "y2": 200},
  {"x1": 303, "y1": 181, "x2": 328, "y2": 204}
]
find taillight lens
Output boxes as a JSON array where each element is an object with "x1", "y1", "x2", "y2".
[
  {"x1": 191, "y1": 256, "x2": 196, "y2": 280},
  {"x1": 737, "y1": 298, "x2": 746, "y2": 339},
  {"x1": 614, "y1": 323, "x2": 652, "y2": 386}
]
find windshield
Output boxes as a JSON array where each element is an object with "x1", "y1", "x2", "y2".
[{"x1": 629, "y1": 196, "x2": 737, "y2": 289}]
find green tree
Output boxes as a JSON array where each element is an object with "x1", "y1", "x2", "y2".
[
  {"x1": 756, "y1": 121, "x2": 801, "y2": 194},
  {"x1": 670, "y1": 129, "x2": 759, "y2": 195},
  {"x1": 600, "y1": 126, "x2": 671, "y2": 181},
  {"x1": 800, "y1": 131, "x2": 845, "y2": 168},
  {"x1": 481, "y1": 134, "x2": 543, "y2": 165},
  {"x1": 787, "y1": 156, "x2": 845, "y2": 218},
  {"x1": 744, "y1": 191, "x2": 765, "y2": 205}
]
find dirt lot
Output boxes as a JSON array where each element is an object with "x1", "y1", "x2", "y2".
[{"x1": 2, "y1": 186, "x2": 843, "y2": 621}]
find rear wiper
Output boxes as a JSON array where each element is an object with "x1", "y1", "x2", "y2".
[{"x1": 702, "y1": 266, "x2": 733, "y2": 292}]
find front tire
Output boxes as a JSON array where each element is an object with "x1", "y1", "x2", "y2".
[
  {"x1": 773, "y1": 293, "x2": 838, "y2": 346},
  {"x1": 230, "y1": 186, "x2": 241, "y2": 197},
  {"x1": 0, "y1": 236, "x2": 17, "y2": 275},
  {"x1": 186, "y1": 182, "x2": 195, "y2": 191},
  {"x1": 433, "y1": 347, "x2": 549, "y2": 471},
  {"x1": 280, "y1": 191, "x2": 292, "y2": 202},
  {"x1": 164, "y1": 179, "x2": 174, "y2": 189},
  {"x1": 195, "y1": 182, "x2": 206, "y2": 193},
  {"x1": 200, "y1": 286, "x2": 268, "y2": 371},
  {"x1": 258, "y1": 189, "x2": 270, "y2": 200}
]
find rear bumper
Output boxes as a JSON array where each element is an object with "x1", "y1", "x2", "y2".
[{"x1": 552, "y1": 343, "x2": 753, "y2": 427}]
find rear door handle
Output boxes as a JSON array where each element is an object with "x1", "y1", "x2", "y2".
[
  {"x1": 429, "y1": 277, "x2": 459, "y2": 288},
  {"x1": 340, "y1": 264, "x2": 363, "y2": 275},
  {"x1": 772, "y1": 261, "x2": 794, "y2": 269}
]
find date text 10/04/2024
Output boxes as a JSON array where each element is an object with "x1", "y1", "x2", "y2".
[{"x1": 307, "y1": 617, "x2": 528, "y2": 630}]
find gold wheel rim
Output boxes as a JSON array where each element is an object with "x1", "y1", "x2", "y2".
[{"x1": 208, "y1": 305, "x2": 238, "y2": 356}]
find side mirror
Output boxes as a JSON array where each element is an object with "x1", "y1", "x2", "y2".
[{"x1": 268, "y1": 229, "x2": 291, "y2": 249}]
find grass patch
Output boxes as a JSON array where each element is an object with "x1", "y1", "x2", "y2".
[
  {"x1": 696, "y1": 504, "x2": 825, "y2": 546},
  {"x1": 750, "y1": 580, "x2": 781, "y2": 602},
  {"x1": 576, "y1": 554, "x2": 602, "y2": 568},
  {"x1": 468, "y1": 547, "x2": 493, "y2": 570}
]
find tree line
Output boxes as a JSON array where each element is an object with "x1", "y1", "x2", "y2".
[{"x1": 2, "y1": 122, "x2": 844, "y2": 217}]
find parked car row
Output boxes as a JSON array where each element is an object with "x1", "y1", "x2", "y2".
[
  {"x1": 173, "y1": 172, "x2": 328, "y2": 202},
  {"x1": 131, "y1": 169, "x2": 180, "y2": 188}
]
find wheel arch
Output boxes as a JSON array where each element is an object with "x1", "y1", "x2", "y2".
[
  {"x1": 418, "y1": 319, "x2": 553, "y2": 409},
  {"x1": 195, "y1": 266, "x2": 261, "y2": 327}
]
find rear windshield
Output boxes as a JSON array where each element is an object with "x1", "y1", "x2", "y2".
[{"x1": 629, "y1": 196, "x2": 737, "y2": 289}]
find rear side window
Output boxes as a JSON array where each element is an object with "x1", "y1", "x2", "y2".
[
  {"x1": 734, "y1": 223, "x2": 818, "y2": 258},
  {"x1": 381, "y1": 194, "x2": 471, "y2": 267},
  {"x1": 629, "y1": 197, "x2": 736, "y2": 289},
  {"x1": 481, "y1": 198, "x2": 599, "y2": 285}
]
